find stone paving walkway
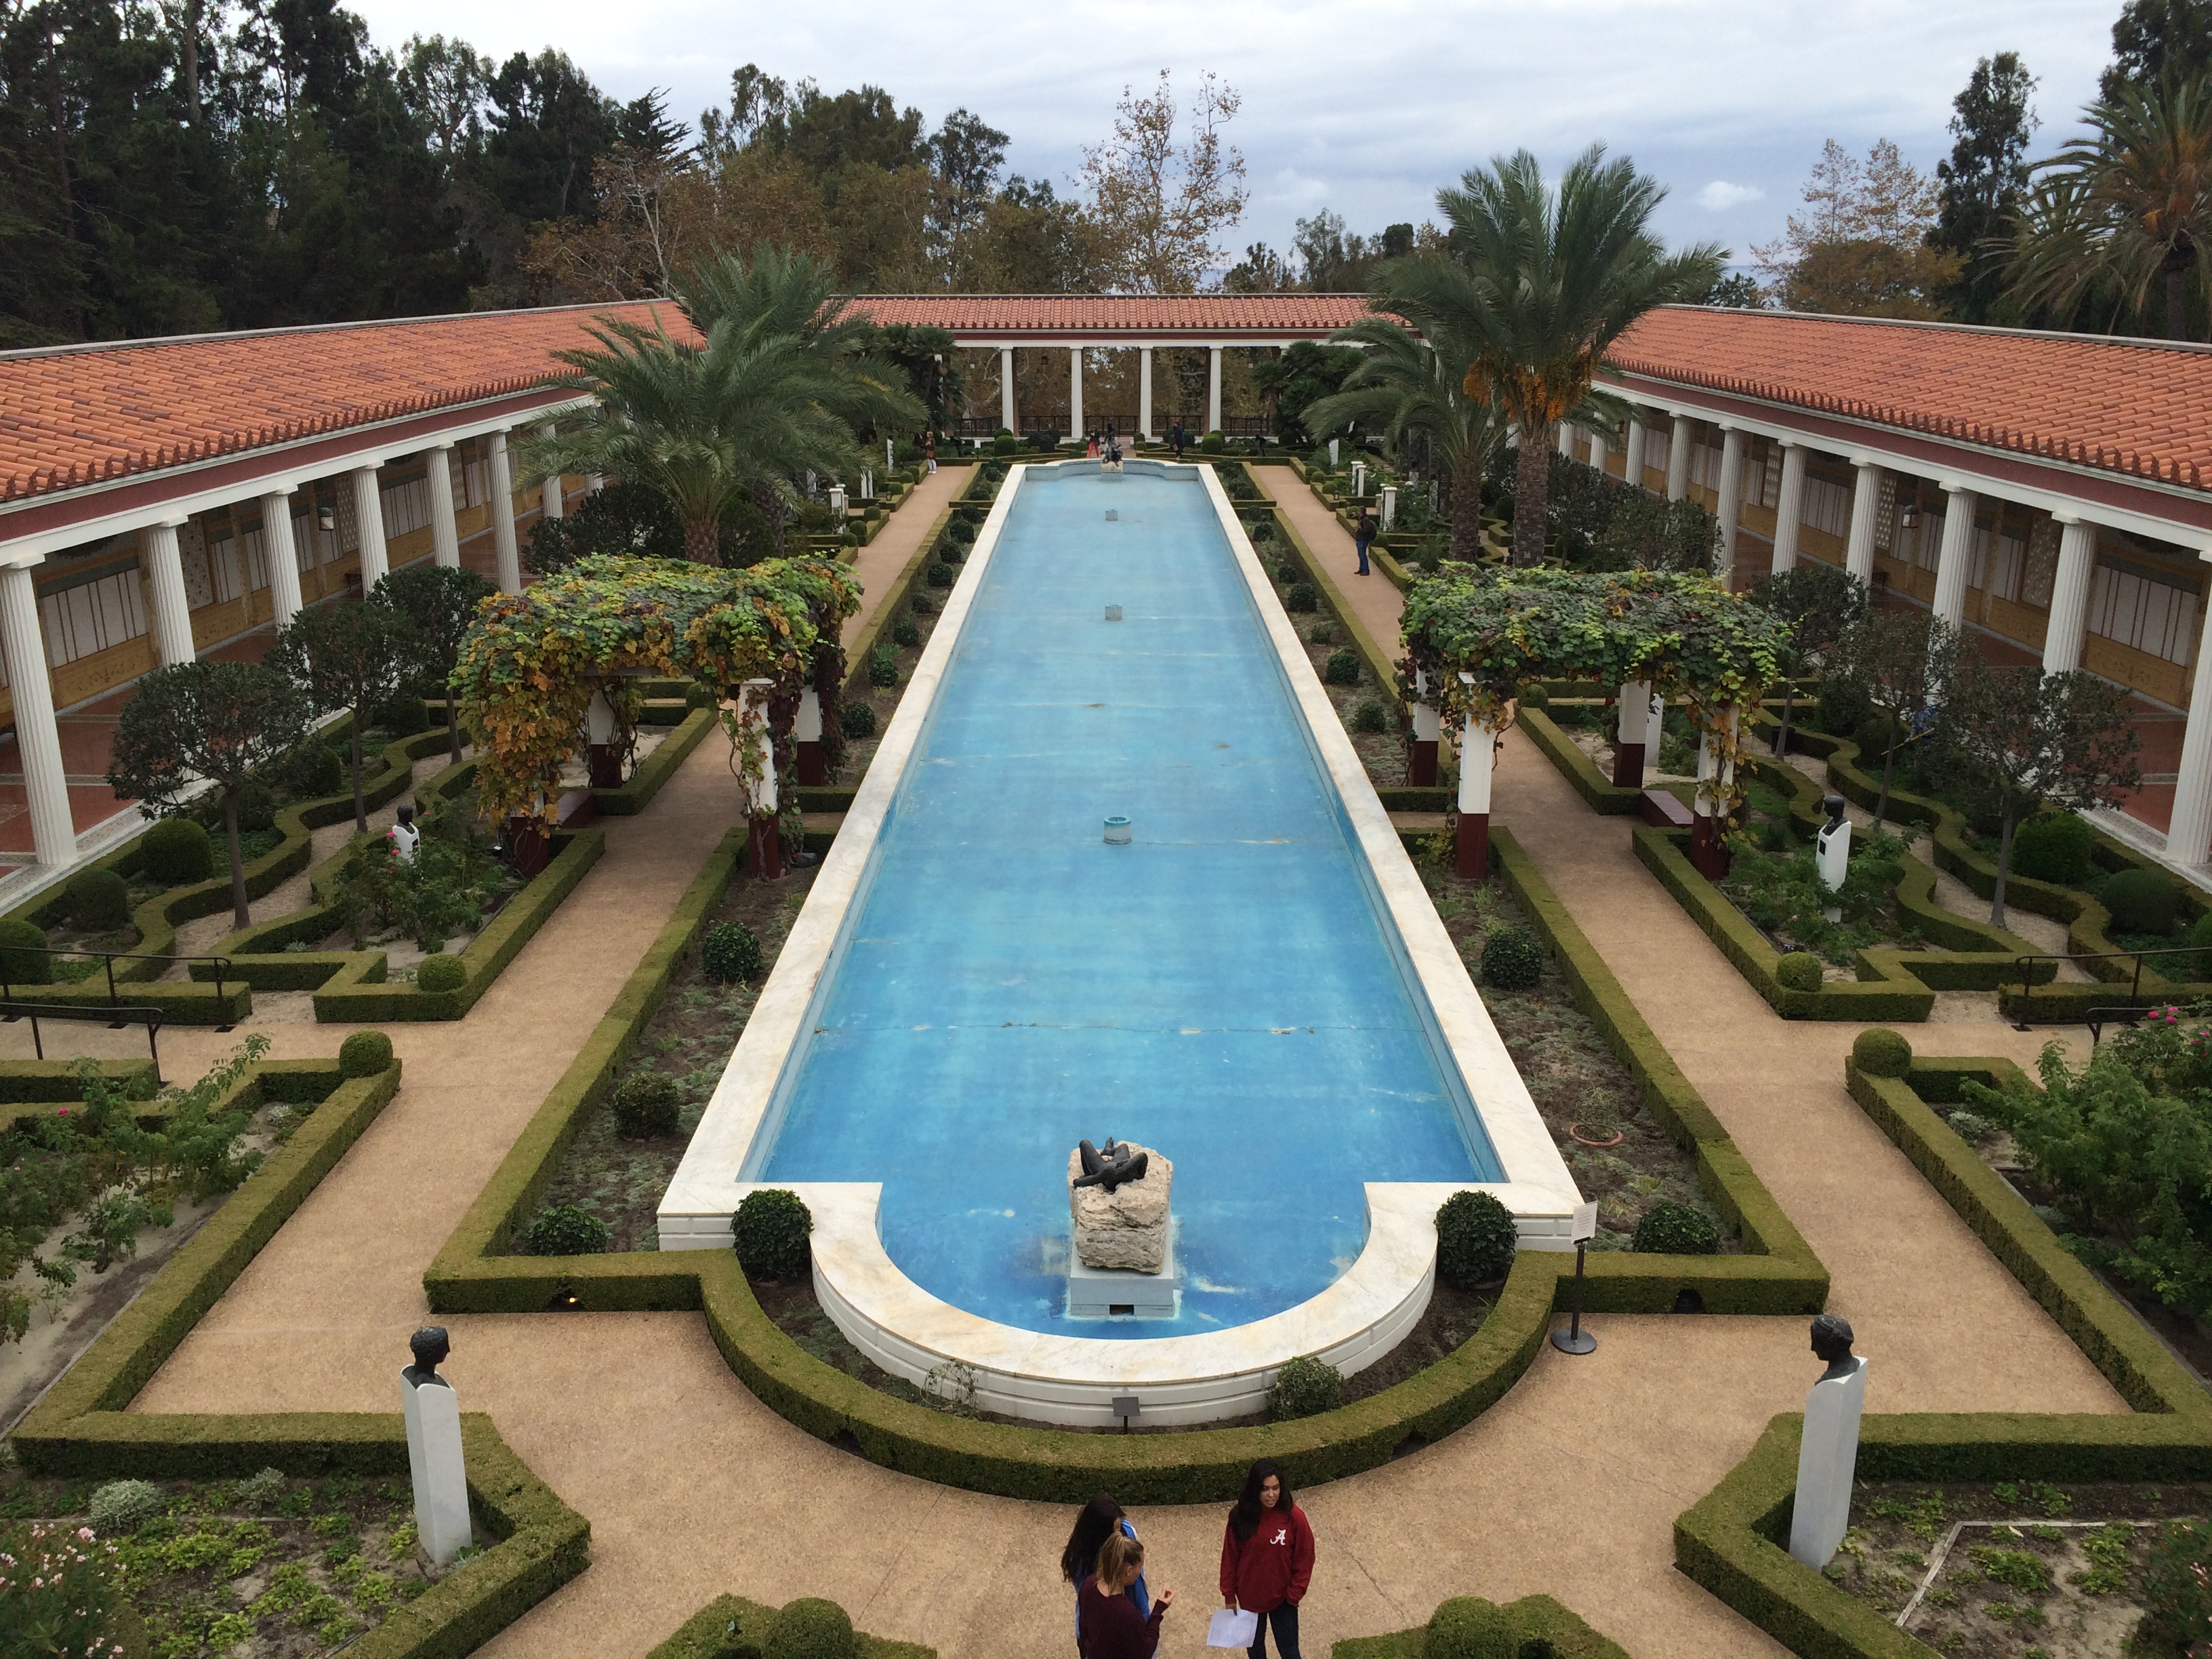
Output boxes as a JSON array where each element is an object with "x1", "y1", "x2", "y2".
[
  {"x1": 842, "y1": 466, "x2": 971, "y2": 654},
  {"x1": 9, "y1": 466, "x2": 2148, "y2": 1659}
]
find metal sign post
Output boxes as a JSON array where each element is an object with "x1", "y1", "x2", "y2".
[{"x1": 1550, "y1": 1202, "x2": 1600, "y2": 1355}]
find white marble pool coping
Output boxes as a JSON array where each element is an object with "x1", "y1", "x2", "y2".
[{"x1": 657, "y1": 458, "x2": 1580, "y2": 1426}]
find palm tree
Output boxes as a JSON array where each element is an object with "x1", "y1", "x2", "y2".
[
  {"x1": 1431, "y1": 146, "x2": 1723, "y2": 566},
  {"x1": 2008, "y1": 77, "x2": 2212, "y2": 340},
  {"x1": 1300, "y1": 312, "x2": 1507, "y2": 561}
]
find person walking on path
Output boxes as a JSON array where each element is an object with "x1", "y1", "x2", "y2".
[
  {"x1": 1063, "y1": 1495, "x2": 1149, "y2": 1653},
  {"x1": 922, "y1": 432, "x2": 938, "y2": 475},
  {"x1": 1170, "y1": 419, "x2": 1185, "y2": 461},
  {"x1": 1079, "y1": 1532, "x2": 1174, "y2": 1659},
  {"x1": 1353, "y1": 509, "x2": 1377, "y2": 577},
  {"x1": 1220, "y1": 1458, "x2": 1313, "y2": 1659}
]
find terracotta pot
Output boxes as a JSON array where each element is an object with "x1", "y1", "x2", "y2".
[{"x1": 1570, "y1": 1123, "x2": 1624, "y2": 1148}]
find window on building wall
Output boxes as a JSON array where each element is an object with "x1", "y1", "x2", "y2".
[
  {"x1": 1914, "y1": 508, "x2": 1945, "y2": 573},
  {"x1": 2088, "y1": 560, "x2": 2200, "y2": 667},
  {"x1": 205, "y1": 524, "x2": 244, "y2": 605},
  {"x1": 1969, "y1": 524, "x2": 2026, "y2": 604},
  {"x1": 1803, "y1": 475, "x2": 1851, "y2": 539},
  {"x1": 382, "y1": 469, "x2": 430, "y2": 539},
  {"x1": 40, "y1": 563, "x2": 148, "y2": 666},
  {"x1": 461, "y1": 442, "x2": 487, "y2": 508},
  {"x1": 238, "y1": 523, "x2": 271, "y2": 591},
  {"x1": 289, "y1": 509, "x2": 320, "y2": 575},
  {"x1": 1643, "y1": 426, "x2": 1669, "y2": 479}
]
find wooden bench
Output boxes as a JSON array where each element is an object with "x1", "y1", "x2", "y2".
[{"x1": 1639, "y1": 788, "x2": 1694, "y2": 830}]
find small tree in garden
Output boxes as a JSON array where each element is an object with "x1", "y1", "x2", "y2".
[
  {"x1": 1832, "y1": 607, "x2": 1960, "y2": 824},
  {"x1": 268, "y1": 602, "x2": 420, "y2": 832},
  {"x1": 372, "y1": 566, "x2": 496, "y2": 763},
  {"x1": 106, "y1": 662, "x2": 308, "y2": 929},
  {"x1": 1750, "y1": 563, "x2": 1866, "y2": 758},
  {"x1": 1940, "y1": 659, "x2": 2142, "y2": 927}
]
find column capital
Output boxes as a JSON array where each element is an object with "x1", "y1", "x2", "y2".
[
  {"x1": 1777, "y1": 437, "x2": 1803, "y2": 453},
  {"x1": 152, "y1": 512, "x2": 190, "y2": 529},
  {"x1": 1848, "y1": 453, "x2": 1880, "y2": 470},
  {"x1": 1940, "y1": 478, "x2": 1973, "y2": 497},
  {"x1": 430, "y1": 439, "x2": 456, "y2": 453}
]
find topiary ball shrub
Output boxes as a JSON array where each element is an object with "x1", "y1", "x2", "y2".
[
  {"x1": 733, "y1": 1188, "x2": 813, "y2": 1279},
  {"x1": 1851, "y1": 1026, "x2": 1913, "y2": 1078},
  {"x1": 2010, "y1": 813, "x2": 2095, "y2": 886},
  {"x1": 1351, "y1": 698, "x2": 1389, "y2": 734},
  {"x1": 685, "y1": 680, "x2": 719, "y2": 710},
  {"x1": 63, "y1": 866, "x2": 130, "y2": 932},
  {"x1": 1422, "y1": 1595, "x2": 1515, "y2": 1659},
  {"x1": 1519, "y1": 682, "x2": 1550, "y2": 710},
  {"x1": 415, "y1": 954, "x2": 465, "y2": 994},
  {"x1": 868, "y1": 647, "x2": 899, "y2": 688},
  {"x1": 702, "y1": 920, "x2": 763, "y2": 984},
  {"x1": 1200, "y1": 430, "x2": 1226, "y2": 453},
  {"x1": 1814, "y1": 678, "x2": 1872, "y2": 737},
  {"x1": 1776, "y1": 951, "x2": 1824, "y2": 994},
  {"x1": 765, "y1": 1597, "x2": 856, "y2": 1659},
  {"x1": 945, "y1": 516, "x2": 976, "y2": 546},
  {"x1": 0, "y1": 918, "x2": 52, "y2": 984},
  {"x1": 89, "y1": 1479, "x2": 166, "y2": 1537},
  {"x1": 230, "y1": 778, "x2": 279, "y2": 835},
  {"x1": 1324, "y1": 649, "x2": 1362, "y2": 687},
  {"x1": 339, "y1": 1029, "x2": 395, "y2": 1078},
  {"x1": 1481, "y1": 924, "x2": 1545, "y2": 990},
  {"x1": 142, "y1": 817, "x2": 214, "y2": 884},
  {"x1": 1269, "y1": 1355, "x2": 1343, "y2": 1421},
  {"x1": 1435, "y1": 1190, "x2": 1517, "y2": 1288},
  {"x1": 2102, "y1": 866, "x2": 2183, "y2": 935},
  {"x1": 1851, "y1": 715, "x2": 1895, "y2": 765},
  {"x1": 991, "y1": 432, "x2": 1019, "y2": 457},
  {"x1": 891, "y1": 617, "x2": 920, "y2": 648},
  {"x1": 612, "y1": 1071, "x2": 682, "y2": 1139},
  {"x1": 232, "y1": 1468, "x2": 287, "y2": 1511},
  {"x1": 926, "y1": 561, "x2": 956, "y2": 588},
  {"x1": 525, "y1": 1203, "x2": 609, "y2": 1256},
  {"x1": 840, "y1": 701, "x2": 877, "y2": 739},
  {"x1": 1284, "y1": 581, "x2": 1319, "y2": 613},
  {"x1": 372, "y1": 694, "x2": 430, "y2": 736},
  {"x1": 289, "y1": 743, "x2": 346, "y2": 799},
  {"x1": 909, "y1": 592, "x2": 935, "y2": 617},
  {"x1": 1632, "y1": 1199, "x2": 1720, "y2": 1255}
]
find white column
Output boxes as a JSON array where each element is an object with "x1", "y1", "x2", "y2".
[
  {"x1": 2042, "y1": 515, "x2": 2100, "y2": 674},
  {"x1": 586, "y1": 473, "x2": 605, "y2": 494},
  {"x1": 1771, "y1": 443, "x2": 1808, "y2": 575},
  {"x1": 1587, "y1": 424, "x2": 1610, "y2": 472},
  {"x1": 1000, "y1": 348, "x2": 1017, "y2": 431},
  {"x1": 0, "y1": 563, "x2": 74, "y2": 867},
  {"x1": 487, "y1": 430, "x2": 521, "y2": 594},
  {"x1": 1456, "y1": 674, "x2": 1498, "y2": 878},
  {"x1": 138, "y1": 518, "x2": 197, "y2": 665},
  {"x1": 1069, "y1": 347, "x2": 1083, "y2": 442},
  {"x1": 427, "y1": 445, "x2": 462, "y2": 569},
  {"x1": 1624, "y1": 419, "x2": 1647, "y2": 488},
  {"x1": 1930, "y1": 483, "x2": 1978, "y2": 627},
  {"x1": 259, "y1": 491, "x2": 305, "y2": 628},
  {"x1": 1843, "y1": 459, "x2": 1885, "y2": 586},
  {"x1": 1139, "y1": 347, "x2": 1154, "y2": 440},
  {"x1": 1207, "y1": 346, "x2": 1223, "y2": 434},
  {"x1": 1559, "y1": 422, "x2": 1578, "y2": 459},
  {"x1": 1715, "y1": 426, "x2": 1748, "y2": 582},
  {"x1": 538, "y1": 422, "x2": 563, "y2": 520},
  {"x1": 1666, "y1": 415, "x2": 1694, "y2": 501},
  {"x1": 2167, "y1": 552, "x2": 2212, "y2": 865},
  {"x1": 351, "y1": 464, "x2": 390, "y2": 589}
]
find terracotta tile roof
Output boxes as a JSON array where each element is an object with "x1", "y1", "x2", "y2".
[
  {"x1": 0, "y1": 300, "x2": 678, "y2": 508},
  {"x1": 1608, "y1": 306, "x2": 2212, "y2": 494},
  {"x1": 848, "y1": 293, "x2": 1375, "y2": 333}
]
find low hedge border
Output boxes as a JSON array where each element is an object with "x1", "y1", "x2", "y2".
[
  {"x1": 593, "y1": 705, "x2": 715, "y2": 815},
  {"x1": 647, "y1": 1593, "x2": 935, "y2": 1659},
  {"x1": 1250, "y1": 493, "x2": 1406, "y2": 716},
  {"x1": 1520, "y1": 706, "x2": 1644, "y2": 815},
  {"x1": 422, "y1": 821, "x2": 1824, "y2": 1501},
  {"x1": 843, "y1": 503, "x2": 960, "y2": 700},
  {"x1": 1673, "y1": 1058, "x2": 2212, "y2": 1659},
  {"x1": 1332, "y1": 1594, "x2": 1633, "y2": 1659},
  {"x1": 7, "y1": 1051, "x2": 594, "y2": 1659}
]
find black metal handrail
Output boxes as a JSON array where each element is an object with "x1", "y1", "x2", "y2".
[
  {"x1": 1, "y1": 947, "x2": 233, "y2": 1033},
  {"x1": 0, "y1": 999, "x2": 163, "y2": 1078},
  {"x1": 2011, "y1": 943, "x2": 2207, "y2": 1025}
]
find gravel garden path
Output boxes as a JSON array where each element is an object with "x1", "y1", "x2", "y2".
[{"x1": 5, "y1": 471, "x2": 2144, "y2": 1659}]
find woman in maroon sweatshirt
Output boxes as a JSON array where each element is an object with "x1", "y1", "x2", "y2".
[
  {"x1": 1079, "y1": 1532, "x2": 1174, "y2": 1659},
  {"x1": 1219, "y1": 1458, "x2": 1314, "y2": 1658}
]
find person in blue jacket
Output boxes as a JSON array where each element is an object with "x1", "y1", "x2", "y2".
[{"x1": 1062, "y1": 1493, "x2": 1149, "y2": 1652}]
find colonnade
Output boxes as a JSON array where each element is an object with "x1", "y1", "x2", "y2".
[{"x1": 993, "y1": 344, "x2": 1238, "y2": 439}]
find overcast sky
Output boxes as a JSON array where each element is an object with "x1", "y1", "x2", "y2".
[{"x1": 354, "y1": 0, "x2": 2123, "y2": 279}]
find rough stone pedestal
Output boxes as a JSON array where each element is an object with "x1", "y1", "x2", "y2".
[{"x1": 1068, "y1": 1145, "x2": 1172, "y2": 1273}]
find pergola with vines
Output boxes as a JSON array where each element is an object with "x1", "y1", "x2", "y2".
[
  {"x1": 456, "y1": 553, "x2": 860, "y2": 876},
  {"x1": 1399, "y1": 567, "x2": 1792, "y2": 876}
]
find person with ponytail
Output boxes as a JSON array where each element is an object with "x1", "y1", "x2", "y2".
[
  {"x1": 1077, "y1": 1531, "x2": 1174, "y2": 1659},
  {"x1": 1061, "y1": 1494, "x2": 1147, "y2": 1652},
  {"x1": 1219, "y1": 1458, "x2": 1314, "y2": 1658}
]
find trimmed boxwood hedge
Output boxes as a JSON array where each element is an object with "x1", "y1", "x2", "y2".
[
  {"x1": 1673, "y1": 1057, "x2": 2212, "y2": 1659},
  {"x1": 424, "y1": 820, "x2": 1827, "y2": 1501},
  {"x1": 1244, "y1": 495, "x2": 1406, "y2": 718},
  {"x1": 1333, "y1": 1594, "x2": 1633, "y2": 1659},
  {"x1": 592, "y1": 705, "x2": 716, "y2": 815},
  {"x1": 648, "y1": 1593, "x2": 935, "y2": 1659},
  {"x1": 842, "y1": 501, "x2": 974, "y2": 699}
]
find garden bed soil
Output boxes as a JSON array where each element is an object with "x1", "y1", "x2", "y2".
[
  {"x1": 521, "y1": 863, "x2": 821, "y2": 1253},
  {"x1": 0, "y1": 1465, "x2": 451, "y2": 1658},
  {"x1": 1253, "y1": 541, "x2": 1408, "y2": 787},
  {"x1": 839, "y1": 580, "x2": 952, "y2": 783},
  {"x1": 1826, "y1": 1477, "x2": 2210, "y2": 1658}
]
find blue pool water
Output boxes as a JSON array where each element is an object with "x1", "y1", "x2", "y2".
[{"x1": 754, "y1": 464, "x2": 1500, "y2": 1336}]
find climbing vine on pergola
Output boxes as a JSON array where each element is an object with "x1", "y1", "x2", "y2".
[
  {"x1": 1398, "y1": 567, "x2": 1791, "y2": 815},
  {"x1": 455, "y1": 553, "x2": 860, "y2": 826}
]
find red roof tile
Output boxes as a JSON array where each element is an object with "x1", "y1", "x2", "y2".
[
  {"x1": 1607, "y1": 306, "x2": 2212, "y2": 493},
  {"x1": 848, "y1": 293, "x2": 1375, "y2": 333}
]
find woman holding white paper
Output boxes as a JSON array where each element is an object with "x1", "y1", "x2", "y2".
[{"x1": 1218, "y1": 1458, "x2": 1314, "y2": 1658}]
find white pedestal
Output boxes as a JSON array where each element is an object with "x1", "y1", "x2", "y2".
[
  {"x1": 1788, "y1": 1356, "x2": 1868, "y2": 1568},
  {"x1": 1068, "y1": 1231, "x2": 1180, "y2": 1319},
  {"x1": 401, "y1": 1373, "x2": 474, "y2": 1566}
]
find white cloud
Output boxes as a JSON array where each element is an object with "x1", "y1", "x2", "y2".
[{"x1": 1697, "y1": 180, "x2": 1767, "y2": 211}]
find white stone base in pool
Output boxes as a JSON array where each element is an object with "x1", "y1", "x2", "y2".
[{"x1": 657, "y1": 458, "x2": 1582, "y2": 1427}]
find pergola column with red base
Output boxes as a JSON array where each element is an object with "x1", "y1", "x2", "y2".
[
  {"x1": 1409, "y1": 668, "x2": 1439, "y2": 786},
  {"x1": 741, "y1": 678, "x2": 784, "y2": 880},
  {"x1": 795, "y1": 687, "x2": 827, "y2": 785},
  {"x1": 1689, "y1": 707, "x2": 1740, "y2": 878},
  {"x1": 583, "y1": 688, "x2": 623, "y2": 788},
  {"x1": 1455, "y1": 674, "x2": 1496, "y2": 879},
  {"x1": 1612, "y1": 678, "x2": 1652, "y2": 788}
]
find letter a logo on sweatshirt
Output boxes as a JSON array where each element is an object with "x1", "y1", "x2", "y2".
[{"x1": 1271, "y1": 1528, "x2": 1288, "y2": 1545}]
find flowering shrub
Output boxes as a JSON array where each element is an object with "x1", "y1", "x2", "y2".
[{"x1": 0, "y1": 1521, "x2": 125, "y2": 1658}]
